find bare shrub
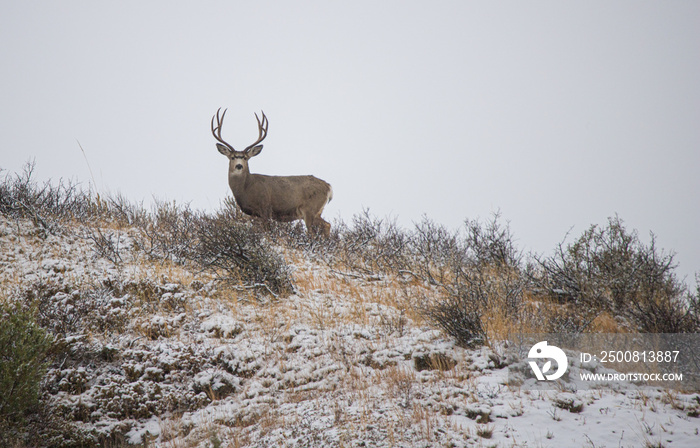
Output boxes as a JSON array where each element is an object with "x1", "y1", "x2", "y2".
[
  {"x1": 138, "y1": 199, "x2": 198, "y2": 263},
  {"x1": 0, "y1": 162, "x2": 95, "y2": 235},
  {"x1": 334, "y1": 209, "x2": 410, "y2": 275},
  {"x1": 413, "y1": 217, "x2": 466, "y2": 292},
  {"x1": 84, "y1": 227, "x2": 127, "y2": 265},
  {"x1": 192, "y1": 202, "x2": 294, "y2": 297},
  {"x1": 419, "y1": 214, "x2": 526, "y2": 346},
  {"x1": 102, "y1": 192, "x2": 149, "y2": 227},
  {"x1": 532, "y1": 216, "x2": 698, "y2": 333},
  {"x1": 464, "y1": 212, "x2": 521, "y2": 268},
  {"x1": 426, "y1": 295, "x2": 486, "y2": 347}
]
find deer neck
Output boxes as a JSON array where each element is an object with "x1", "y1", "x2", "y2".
[{"x1": 229, "y1": 165, "x2": 259, "y2": 199}]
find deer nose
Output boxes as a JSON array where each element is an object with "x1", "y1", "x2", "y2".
[{"x1": 235, "y1": 164, "x2": 244, "y2": 170}]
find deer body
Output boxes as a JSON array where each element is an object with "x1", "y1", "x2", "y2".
[
  {"x1": 212, "y1": 109, "x2": 333, "y2": 235},
  {"x1": 227, "y1": 172, "x2": 333, "y2": 225}
]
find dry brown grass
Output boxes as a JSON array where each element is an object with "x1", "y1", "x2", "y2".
[
  {"x1": 289, "y1": 248, "x2": 431, "y2": 332},
  {"x1": 589, "y1": 311, "x2": 625, "y2": 333},
  {"x1": 384, "y1": 366, "x2": 417, "y2": 408},
  {"x1": 251, "y1": 302, "x2": 293, "y2": 344}
]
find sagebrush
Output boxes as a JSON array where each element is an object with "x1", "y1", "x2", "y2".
[{"x1": 0, "y1": 301, "x2": 53, "y2": 428}]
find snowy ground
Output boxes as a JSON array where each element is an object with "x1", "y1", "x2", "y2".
[{"x1": 1, "y1": 215, "x2": 699, "y2": 447}]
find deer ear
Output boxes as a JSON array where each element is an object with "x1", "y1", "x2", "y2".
[
  {"x1": 247, "y1": 145, "x2": 263, "y2": 157},
  {"x1": 216, "y1": 143, "x2": 232, "y2": 157}
]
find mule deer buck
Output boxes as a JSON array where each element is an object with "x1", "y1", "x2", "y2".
[{"x1": 212, "y1": 108, "x2": 333, "y2": 236}]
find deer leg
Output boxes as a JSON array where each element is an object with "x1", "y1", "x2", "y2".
[
  {"x1": 302, "y1": 214, "x2": 330, "y2": 237},
  {"x1": 312, "y1": 217, "x2": 331, "y2": 237}
]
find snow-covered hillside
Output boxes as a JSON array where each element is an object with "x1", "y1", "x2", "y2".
[{"x1": 1, "y1": 211, "x2": 699, "y2": 448}]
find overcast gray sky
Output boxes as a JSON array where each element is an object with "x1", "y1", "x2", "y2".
[{"x1": 1, "y1": 1, "x2": 698, "y2": 280}]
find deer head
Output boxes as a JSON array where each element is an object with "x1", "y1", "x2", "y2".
[{"x1": 211, "y1": 108, "x2": 267, "y2": 178}]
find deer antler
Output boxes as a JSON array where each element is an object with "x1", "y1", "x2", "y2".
[
  {"x1": 211, "y1": 108, "x2": 235, "y2": 152},
  {"x1": 244, "y1": 111, "x2": 268, "y2": 153}
]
